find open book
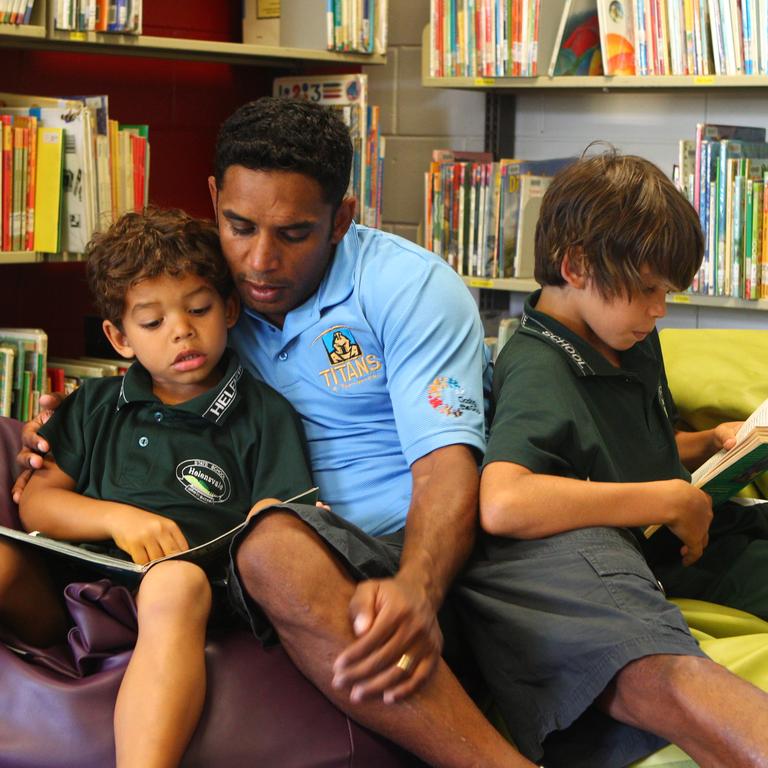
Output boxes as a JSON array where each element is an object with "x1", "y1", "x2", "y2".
[
  {"x1": 0, "y1": 487, "x2": 319, "y2": 579},
  {"x1": 645, "y1": 398, "x2": 768, "y2": 537}
]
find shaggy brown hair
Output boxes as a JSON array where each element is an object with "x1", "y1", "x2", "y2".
[
  {"x1": 534, "y1": 149, "x2": 703, "y2": 298},
  {"x1": 86, "y1": 207, "x2": 233, "y2": 328}
]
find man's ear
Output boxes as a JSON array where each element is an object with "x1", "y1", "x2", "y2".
[
  {"x1": 224, "y1": 292, "x2": 240, "y2": 329},
  {"x1": 102, "y1": 320, "x2": 135, "y2": 360},
  {"x1": 560, "y1": 247, "x2": 588, "y2": 289},
  {"x1": 208, "y1": 176, "x2": 219, "y2": 223},
  {"x1": 330, "y1": 196, "x2": 356, "y2": 245}
]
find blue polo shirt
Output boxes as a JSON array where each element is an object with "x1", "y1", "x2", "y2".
[{"x1": 230, "y1": 223, "x2": 486, "y2": 535}]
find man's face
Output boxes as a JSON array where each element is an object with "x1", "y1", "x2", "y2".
[{"x1": 209, "y1": 166, "x2": 354, "y2": 329}]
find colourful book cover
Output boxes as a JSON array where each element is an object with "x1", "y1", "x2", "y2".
[
  {"x1": 597, "y1": 0, "x2": 636, "y2": 75},
  {"x1": 550, "y1": 0, "x2": 604, "y2": 75}
]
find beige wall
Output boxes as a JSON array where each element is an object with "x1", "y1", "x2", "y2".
[{"x1": 364, "y1": 0, "x2": 486, "y2": 244}]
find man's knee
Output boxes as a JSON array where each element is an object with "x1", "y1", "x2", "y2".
[
  {"x1": 235, "y1": 510, "x2": 317, "y2": 590},
  {"x1": 235, "y1": 511, "x2": 353, "y2": 614}
]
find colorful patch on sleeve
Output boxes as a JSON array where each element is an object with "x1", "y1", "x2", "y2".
[{"x1": 427, "y1": 376, "x2": 481, "y2": 418}]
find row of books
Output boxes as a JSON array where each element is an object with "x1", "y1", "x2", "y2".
[
  {"x1": 274, "y1": 74, "x2": 384, "y2": 228},
  {"x1": 424, "y1": 151, "x2": 574, "y2": 279},
  {"x1": 430, "y1": 0, "x2": 768, "y2": 78},
  {"x1": 595, "y1": 0, "x2": 768, "y2": 76},
  {"x1": 53, "y1": 0, "x2": 142, "y2": 33},
  {"x1": 0, "y1": 0, "x2": 35, "y2": 25},
  {"x1": 0, "y1": 326, "x2": 132, "y2": 420},
  {"x1": 326, "y1": 0, "x2": 388, "y2": 53},
  {"x1": 0, "y1": 92, "x2": 150, "y2": 255},
  {"x1": 242, "y1": 1, "x2": 388, "y2": 55},
  {"x1": 0, "y1": 328, "x2": 47, "y2": 421},
  {"x1": 676, "y1": 123, "x2": 768, "y2": 300},
  {"x1": 430, "y1": 0, "x2": 545, "y2": 77}
]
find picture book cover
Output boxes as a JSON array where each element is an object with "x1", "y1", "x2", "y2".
[
  {"x1": 549, "y1": 0, "x2": 604, "y2": 76},
  {"x1": 596, "y1": 0, "x2": 637, "y2": 74}
]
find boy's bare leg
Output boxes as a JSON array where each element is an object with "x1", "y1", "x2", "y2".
[
  {"x1": 236, "y1": 511, "x2": 536, "y2": 768},
  {"x1": 0, "y1": 539, "x2": 67, "y2": 646},
  {"x1": 599, "y1": 653, "x2": 768, "y2": 768},
  {"x1": 114, "y1": 561, "x2": 211, "y2": 768}
]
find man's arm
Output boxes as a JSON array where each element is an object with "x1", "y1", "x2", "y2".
[
  {"x1": 12, "y1": 392, "x2": 64, "y2": 502},
  {"x1": 332, "y1": 443, "x2": 478, "y2": 704},
  {"x1": 481, "y1": 461, "x2": 713, "y2": 566},
  {"x1": 20, "y1": 457, "x2": 189, "y2": 564},
  {"x1": 675, "y1": 422, "x2": 741, "y2": 471}
]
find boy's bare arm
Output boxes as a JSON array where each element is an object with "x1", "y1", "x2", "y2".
[
  {"x1": 480, "y1": 461, "x2": 713, "y2": 565},
  {"x1": 20, "y1": 457, "x2": 189, "y2": 564},
  {"x1": 675, "y1": 422, "x2": 741, "y2": 471}
]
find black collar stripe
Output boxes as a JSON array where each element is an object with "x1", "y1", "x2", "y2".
[
  {"x1": 521, "y1": 312, "x2": 595, "y2": 376},
  {"x1": 203, "y1": 365, "x2": 243, "y2": 423}
]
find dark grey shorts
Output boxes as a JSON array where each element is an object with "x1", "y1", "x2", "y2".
[
  {"x1": 227, "y1": 502, "x2": 404, "y2": 644},
  {"x1": 454, "y1": 526, "x2": 706, "y2": 768}
]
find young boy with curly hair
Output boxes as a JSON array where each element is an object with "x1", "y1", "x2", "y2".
[
  {"x1": 0, "y1": 207, "x2": 312, "y2": 768},
  {"x1": 460, "y1": 150, "x2": 768, "y2": 768}
]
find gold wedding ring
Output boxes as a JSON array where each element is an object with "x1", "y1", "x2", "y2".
[{"x1": 395, "y1": 653, "x2": 413, "y2": 673}]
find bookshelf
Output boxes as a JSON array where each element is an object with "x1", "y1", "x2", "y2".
[
  {"x1": 420, "y1": 28, "x2": 768, "y2": 91},
  {"x1": 422, "y1": 24, "x2": 768, "y2": 320},
  {"x1": 461, "y1": 277, "x2": 768, "y2": 312},
  {"x1": 0, "y1": 0, "x2": 386, "y2": 353},
  {"x1": 0, "y1": 2, "x2": 385, "y2": 67}
]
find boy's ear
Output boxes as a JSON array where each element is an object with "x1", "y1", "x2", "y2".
[
  {"x1": 102, "y1": 320, "x2": 136, "y2": 360},
  {"x1": 208, "y1": 176, "x2": 219, "y2": 223},
  {"x1": 560, "y1": 247, "x2": 588, "y2": 289},
  {"x1": 224, "y1": 292, "x2": 240, "y2": 329}
]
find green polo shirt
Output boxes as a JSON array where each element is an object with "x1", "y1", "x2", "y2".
[
  {"x1": 39, "y1": 350, "x2": 313, "y2": 549},
  {"x1": 485, "y1": 291, "x2": 689, "y2": 489}
]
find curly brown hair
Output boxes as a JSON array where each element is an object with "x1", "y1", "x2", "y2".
[
  {"x1": 86, "y1": 207, "x2": 234, "y2": 328},
  {"x1": 534, "y1": 149, "x2": 703, "y2": 298}
]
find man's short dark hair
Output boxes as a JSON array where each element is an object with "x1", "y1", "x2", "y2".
[
  {"x1": 534, "y1": 149, "x2": 704, "y2": 297},
  {"x1": 213, "y1": 96, "x2": 353, "y2": 209},
  {"x1": 86, "y1": 207, "x2": 233, "y2": 329}
]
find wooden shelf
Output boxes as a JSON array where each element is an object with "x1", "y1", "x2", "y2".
[
  {"x1": 461, "y1": 277, "x2": 768, "y2": 311},
  {"x1": 0, "y1": 29, "x2": 385, "y2": 67},
  {"x1": 0, "y1": 251, "x2": 43, "y2": 264},
  {"x1": 0, "y1": 22, "x2": 45, "y2": 39}
]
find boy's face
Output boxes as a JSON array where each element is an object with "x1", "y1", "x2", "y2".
[
  {"x1": 102, "y1": 272, "x2": 239, "y2": 405},
  {"x1": 208, "y1": 166, "x2": 355, "y2": 329},
  {"x1": 578, "y1": 267, "x2": 671, "y2": 359}
]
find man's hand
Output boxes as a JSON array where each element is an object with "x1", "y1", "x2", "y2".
[
  {"x1": 331, "y1": 575, "x2": 443, "y2": 705},
  {"x1": 664, "y1": 479, "x2": 714, "y2": 566},
  {"x1": 104, "y1": 505, "x2": 189, "y2": 564},
  {"x1": 12, "y1": 392, "x2": 64, "y2": 503}
]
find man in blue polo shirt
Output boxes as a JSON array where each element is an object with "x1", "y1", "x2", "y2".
[{"x1": 18, "y1": 99, "x2": 535, "y2": 767}]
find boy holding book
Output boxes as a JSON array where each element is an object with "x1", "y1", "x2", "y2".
[
  {"x1": 0, "y1": 207, "x2": 313, "y2": 768},
  {"x1": 461, "y1": 150, "x2": 768, "y2": 767}
]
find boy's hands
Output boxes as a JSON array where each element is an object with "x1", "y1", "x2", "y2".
[
  {"x1": 663, "y1": 479, "x2": 713, "y2": 566},
  {"x1": 712, "y1": 421, "x2": 742, "y2": 453},
  {"x1": 105, "y1": 505, "x2": 189, "y2": 564}
]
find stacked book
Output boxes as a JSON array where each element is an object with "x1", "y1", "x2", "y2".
[
  {"x1": 273, "y1": 74, "x2": 385, "y2": 229},
  {"x1": 52, "y1": 0, "x2": 142, "y2": 34},
  {"x1": 677, "y1": 122, "x2": 768, "y2": 300},
  {"x1": 0, "y1": 0, "x2": 35, "y2": 25},
  {"x1": 424, "y1": 151, "x2": 574, "y2": 279},
  {"x1": 0, "y1": 327, "x2": 46, "y2": 421},
  {"x1": 245, "y1": 1, "x2": 387, "y2": 55},
  {"x1": 0, "y1": 92, "x2": 150, "y2": 257},
  {"x1": 429, "y1": 0, "x2": 768, "y2": 78}
]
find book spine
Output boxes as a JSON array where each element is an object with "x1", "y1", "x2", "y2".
[{"x1": 1, "y1": 116, "x2": 11, "y2": 252}]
